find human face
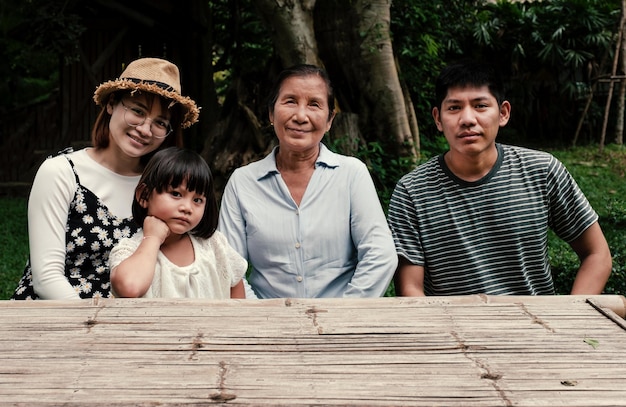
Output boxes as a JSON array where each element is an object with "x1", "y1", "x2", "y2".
[
  {"x1": 106, "y1": 95, "x2": 169, "y2": 158},
  {"x1": 432, "y1": 85, "x2": 510, "y2": 158},
  {"x1": 143, "y1": 180, "x2": 206, "y2": 237},
  {"x1": 270, "y1": 75, "x2": 334, "y2": 154}
]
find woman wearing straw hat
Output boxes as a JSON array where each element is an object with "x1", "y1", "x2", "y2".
[{"x1": 11, "y1": 57, "x2": 199, "y2": 300}]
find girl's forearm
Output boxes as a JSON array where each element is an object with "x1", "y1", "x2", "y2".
[{"x1": 111, "y1": 238, "x2": 161, "y2": 298}]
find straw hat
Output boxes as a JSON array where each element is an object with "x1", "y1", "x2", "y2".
[{"x1": 93, "y1": 58, "x2": 199, "y2": 128}]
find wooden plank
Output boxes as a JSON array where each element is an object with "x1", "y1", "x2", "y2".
[{"x1": 0, "y1": 295, "x2": 624, "y2": 406}]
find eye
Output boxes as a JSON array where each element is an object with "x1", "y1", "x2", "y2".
[
  {"x1": 154, "y1": 119, "x2": 170, "y2": 129},
  {"x1": 130, "y1": 106, "x2": 146, "y2": 117},
  {"x1": 194, "y1": 196, "x2": 205, "y2": 205},
  {"x1": 169, "y1": 189, "x2": 182, "y2": 197}
]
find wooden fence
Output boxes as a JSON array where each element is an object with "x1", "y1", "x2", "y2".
[{"x1": 0, "y1": 96, "x2": 61, "y2": 195}]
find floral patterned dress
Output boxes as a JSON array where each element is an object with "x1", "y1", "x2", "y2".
[{"x1": 11, "y1": 155, "x2": 138, "y2": 300}]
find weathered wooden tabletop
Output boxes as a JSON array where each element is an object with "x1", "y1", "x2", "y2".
[{"x1": 1, "y1": 295, "x2": 625, "y2": 406}]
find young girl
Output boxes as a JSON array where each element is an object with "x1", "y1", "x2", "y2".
[{"x1": 109, "y1": 147, "x2": 247, "y2": 299}]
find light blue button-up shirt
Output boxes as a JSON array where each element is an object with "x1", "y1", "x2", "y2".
[{"x1": 218, "y1": 143, "x2": 397, "y2": 298}]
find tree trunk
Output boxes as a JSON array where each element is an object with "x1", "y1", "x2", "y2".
[
  {"x1": 600, "y1": 1, "x2": 626, "y2": 152},
  {"x1": 614, "y1": 0, "x2": 626, "y2": 146},
  {"x1": 254, "y1": 0, "x2": 322, "y2": 67},
  {"x1": 314, "y1": 0, "x2": 418, "y2": 160},
  {"x1": 203, "y1": 0, "x2": 420, "y2": 196}
]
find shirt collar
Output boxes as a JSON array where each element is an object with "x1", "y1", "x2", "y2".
[{"x1": 255, "y1": 142, "x2": 340, "y2": 180}]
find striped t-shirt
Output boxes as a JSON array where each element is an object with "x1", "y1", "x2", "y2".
[{"x1": 388, "y1": 143, "x2": 598, "y2": 296}]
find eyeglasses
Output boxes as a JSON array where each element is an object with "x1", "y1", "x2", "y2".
[{"x1": 120, "y1": 99, "x2": 173, "y2": 139}]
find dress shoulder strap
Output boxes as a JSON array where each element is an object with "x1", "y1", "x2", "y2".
[{"x1": 51, "y1": 147, "x2": 80, "y2": 184}]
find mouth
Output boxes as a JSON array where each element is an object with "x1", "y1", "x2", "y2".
[
  {"x1": 173, "y1": 217, "x2": 190, "y2": 225},
  {"x1": 128, "y1": 133, "x2": 149, "y2": 145},
  {"x1": 287, "y1": 127, "x2": 309, "y2": 136},
  {"x1": 458, "y1": 132, "x2": 481, "y2": 139}
]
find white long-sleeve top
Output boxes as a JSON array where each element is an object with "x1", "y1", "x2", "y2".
[{"x1": 28, "y1": 148, "x2": 140, "y2": 299}]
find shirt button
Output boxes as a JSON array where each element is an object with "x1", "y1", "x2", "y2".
[
  {"x1": 296, "y1": 276, "x2": 303, "y2": 282},
  {"x1": 295, "y1": 242, "x2": 301, "y2": 249}
]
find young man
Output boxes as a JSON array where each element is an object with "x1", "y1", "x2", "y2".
[{"x1": 388, "y1": 60, "x2": 612, "y2": 296}]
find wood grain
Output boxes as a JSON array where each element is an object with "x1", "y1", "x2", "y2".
[{"x1": 0, "y1": 295, "x2": 624, "y2": 406}]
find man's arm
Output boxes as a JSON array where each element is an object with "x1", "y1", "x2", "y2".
[
  {"x1": 394, "y1": 256, "x2": 426, "y2": 297},
  {"x1": 568, "y1": 222, "x2": 612, "y2": 294}
]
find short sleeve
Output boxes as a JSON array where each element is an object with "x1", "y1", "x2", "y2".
[
  {"x1": 211, "y1": 231, "x2": 248, "y2": 287},
  {"x1": 108, "y1": 235, "x2": 141, "y2": 272}
]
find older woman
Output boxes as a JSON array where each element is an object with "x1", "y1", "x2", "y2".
[{"x1": 218, "y1": 64, "x2": 396, "y2": 298}]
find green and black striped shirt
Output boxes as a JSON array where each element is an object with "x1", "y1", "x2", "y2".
[{"x1": 388, "y1": 144, "x2": 597, "y2": 296}]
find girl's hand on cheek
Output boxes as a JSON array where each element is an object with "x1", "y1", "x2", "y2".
[{"x1": 142, "y1": 216, "x2": 170, "y2": 244}]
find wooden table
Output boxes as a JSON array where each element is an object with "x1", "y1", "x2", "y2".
[{"x1": 1, "y1": 295, "x2": 625, "y2": 406}]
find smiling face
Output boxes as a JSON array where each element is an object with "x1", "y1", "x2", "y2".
[
  {"x1": 106, "y1": 94, "x2": 169, "y2": 159},
  {"x1": 142, "y1": 180, "x2": 206, "y2": 237},
  {"x1": 432, "y1": 85, "x2": 511, "y2": 158},
  {"x1": 269, "y1": 74, "x2": 335, "y2": 155}
]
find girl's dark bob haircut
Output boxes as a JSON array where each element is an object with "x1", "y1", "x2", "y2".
[{"x1": 132, "y1": 147, "x2": 218, "y2": 239}]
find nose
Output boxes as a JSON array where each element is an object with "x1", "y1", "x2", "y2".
[
  {"x1": 178, "y1": 199, "x2": 192, "y2": 214},
  {"x1": 459, "y1": 107, "x2": 477, "y2": 127},
  {"x1": 135, "y1": 118, "x2": 158, "y2": 136},
  {"x1": 292, "y1": 103, "x2": 309, "y2": 123}
]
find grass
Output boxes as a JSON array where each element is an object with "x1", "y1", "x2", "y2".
[
  {"x1": 0, "y1": 197, "x2": 28, "y2": 299},
  {"x1": 546, "y1": 144, "x2": 626, "y2": 296},
  {"x1": 1, "y1": 144, "x2": 625, "y2": 299}
]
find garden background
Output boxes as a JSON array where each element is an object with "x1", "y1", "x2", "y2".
[{"x1": 0, "y1": 0, "x2": 624, "y2": 298}]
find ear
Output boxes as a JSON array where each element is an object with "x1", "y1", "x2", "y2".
[
  {"x1": 499, "y1": 100, "x2": 511, "y2": 127},
  {"x1": 135, "y1": 183, "x2": 149, "y2": 208},
  {"x1": 432, "y1": 107, "x2": 443, "y2": 132},
  {"x1": 106, "y1": 95, "x2": 116, "y2": 115}
]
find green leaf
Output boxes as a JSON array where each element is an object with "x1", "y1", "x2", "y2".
[{"x1": 583, "y1": 338, "x2": 599, "y2": 349}]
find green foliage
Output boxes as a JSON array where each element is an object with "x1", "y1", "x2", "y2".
[
  {"x1": 326, "y1": 138, "x2": 413, "y2": 211},
  {"x1": 390, "y1": 0, "x2": 485, "y2": 142},
  {"x1": 548, "y1": 145, "x2": 626, "y2": 295},
  {"x1": 0, "y1": 197, "x2": 28, "y2": 299},
  {"x1": 362, "y1": 142, "x2": 415, "y2": 211},
  {"x1": 391, "y1": 0, "x2": 621, "y2": 147},
  {"x1": 457, "y1": 0, "x2": 619, "y2": 145},
  {"x1": 210, "y1": 0, "x2": 273, "y2": 77},
  {"x1": 0, "y1": 0, "x2": 84, "y2": 109},
  {"x1": 208, "y1": 0, "x2": 276, "y2": 129}
]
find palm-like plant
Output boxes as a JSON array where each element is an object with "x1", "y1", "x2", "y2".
[{"x1": 467, "y1": 0, "x2": 619, "y2": 145}]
